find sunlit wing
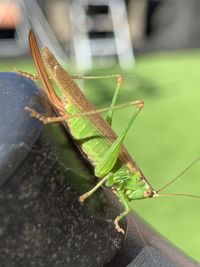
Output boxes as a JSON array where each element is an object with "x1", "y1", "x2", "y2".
[{"x1": 29, "y1": 30, "x2": 64, "y2": 113}]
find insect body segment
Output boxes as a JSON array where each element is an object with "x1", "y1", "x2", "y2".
[{"x1": 28, "y1": 30, "x2": 156, "y2": 234}]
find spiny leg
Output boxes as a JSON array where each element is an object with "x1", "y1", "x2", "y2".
[
  {"x1": 14, "y1": 68, "x2": 54, "y2": 82},
  {"x1": 17, "y1": 65, "x2": 123, "y2": 125},
  {"x1": 94, "y1": 100, "x2": 143, "y2": 178},
  {"x1": 23, "y1": 72, "x2": 124, "y2": 125},
  {"x1": 17, "y1": 70, "x2": 122, "y2": 121},
  {"x1": 13, "y1": 67, "x2": 38, "y2": 81},
  {"x1": 25, "y1": 100, "x2": 143, "y2": 124},
  {"x1": 26, "y1": 100, "x2": 143, "y2": 181},
  {"x1": 79, "y1": 175, "x2": 109, "y2": 203},
  {"x1": 71, "y1": 74, "x2": 124, "y2": 126}
]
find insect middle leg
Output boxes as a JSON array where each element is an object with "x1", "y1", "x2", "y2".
[{"x1": 71, "y1": 74, "x2": 124, "y2": 126}]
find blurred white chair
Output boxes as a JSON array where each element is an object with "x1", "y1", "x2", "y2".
[{"x1": 69, "y1": 0, "x2": 135, "y2": 71}]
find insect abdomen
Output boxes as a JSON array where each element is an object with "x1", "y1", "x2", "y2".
[{"x1": 66, "y1": 103, "x2": 115, "y2": 167}]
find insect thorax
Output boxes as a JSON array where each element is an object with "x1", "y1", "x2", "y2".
[{"x1": 106, "y1": 169, "x2": 152, "y2": 200}]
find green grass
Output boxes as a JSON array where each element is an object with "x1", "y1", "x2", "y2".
[{"x1": 1, "y1": 50, "x2": 200, "y2": 262}]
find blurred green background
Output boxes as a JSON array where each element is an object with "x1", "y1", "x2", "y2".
[
  {"x1": 86, "y1": 52, "x2": 200, "y2": 263},
  {"x1": 85, "y1": 52, "x2": 200, "y2": 263},
  {"x1": 1, "y1": 50, "x2": 200, "y2": 262}
]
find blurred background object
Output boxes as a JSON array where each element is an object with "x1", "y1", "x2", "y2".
[
  {"x1": 1, "y1": 0, "x2": 200, "y2": 64},
  {"x1": 0, "y1": 1, "x2": 21, "y2": 28},
  {"x1": 68, "y1": 0, "x2": 135, "y2": 71},
  {"x1": 0, "y1": 0, "x2": 66, "y2": 60},
  {"x1": 141, "y1": 0, "x2": 200, "y2": 51},
  {"x1": 0, "y1": 0, "x2": 30, "y2": 57}
]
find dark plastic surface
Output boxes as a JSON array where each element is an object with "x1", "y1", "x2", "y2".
[
  {"x1": 0, "y1": 72, "x2": 42, "y2": 186},
  {"x1": 0, "y1": 72, "x2": 123, "y2": 267},
  {"x1": 0, "y1": 72, "x2": 199, "y2": 267},
  {"x1": 107, "y1": 213, "x2": 199, "y2": 267}
]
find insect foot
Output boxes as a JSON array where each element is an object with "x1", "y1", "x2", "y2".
[
  {"x1": 114, "y1": 216, "x2": 125, "y2": 235},
  {"x1": 13, "y1": 67, "x2": 38, "y2": 81},
  {"x1": 135, "y1": 100, "x2": 144, "y2": 109},
  {"x1": 25, "y1": 107, "x2": 49, "y2": 124},
  {"x1": 78, "y1": 193, "x2": 89, "y2": 203},
  {"x1": 117, "y1": 74, "x2": 124, "y2": 85}
]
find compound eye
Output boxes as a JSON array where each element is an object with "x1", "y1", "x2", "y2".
[{"x1": 144, "y1": 188, "x2": 154, "y2": 198}]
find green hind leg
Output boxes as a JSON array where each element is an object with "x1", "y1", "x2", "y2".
[
  {"x1": 71, "y1": 74, "x2": 124, "y2": 125},
  {"x1": 94, "y1": 100, "x2": 143, "y2": 178},
  {"x1": 25, "y1": 100, "x2": 142, "y2": 124},
  {"x1": 26, "y1": 73, "x2": 127, "y2": 125}
]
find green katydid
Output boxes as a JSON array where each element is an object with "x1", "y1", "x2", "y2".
[{"x1": 25, "y1": 30, "x2": 200, "y2": 234}]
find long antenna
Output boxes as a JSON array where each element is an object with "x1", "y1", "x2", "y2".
[
  {"x1": 158, "y1": 193, "x2": 200, "y2": 199},
  {"x1": 157, "y1": 156, "x2": 200, "y2": 193}
]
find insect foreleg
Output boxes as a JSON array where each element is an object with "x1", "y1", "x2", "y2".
[
  {"x1": 79, "y1": 175, "x2": 110, "y2": 203},
  {"x1": 13, "y1": 68, "x2": 39, "y2": 81},
  {"x1": 114, "y1": 209, "x2": 130, "y2": 234},
  {"x1": 15, "y1": 68, "x2": 53, "y2": 82},
  {"x1": 71, "y1": 74, "x2": 123, "y2": 126},
  {"x1": 114, "y1": 190, "x2": 131, "y2": 234}
]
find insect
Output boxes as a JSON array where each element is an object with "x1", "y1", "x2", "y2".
[{"x1": 25, "y1": 31, "x2": 200, "y2": 234}]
